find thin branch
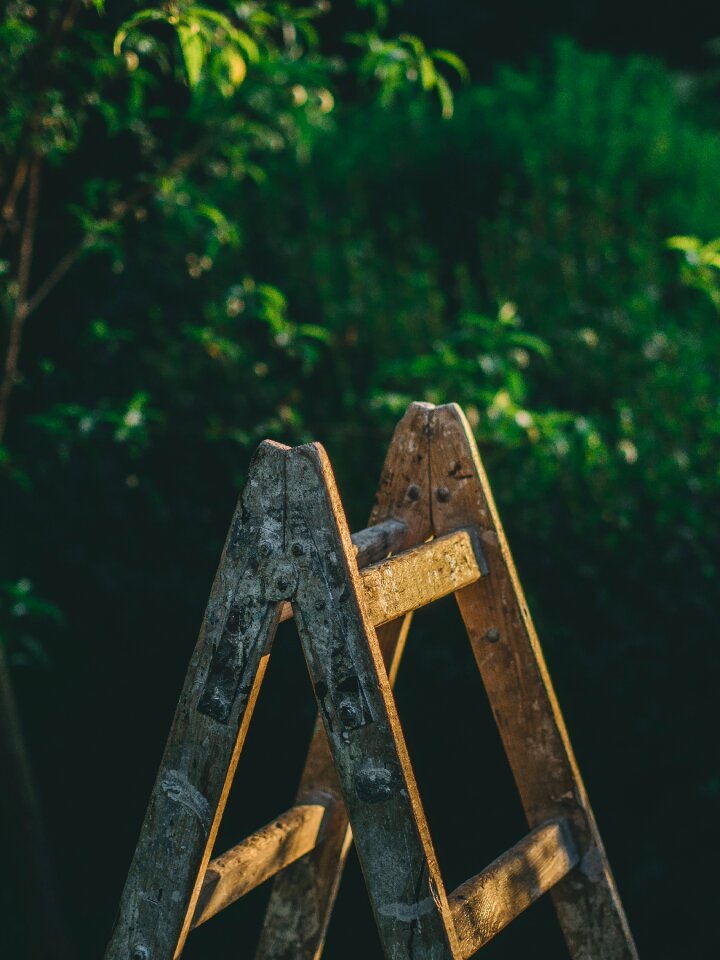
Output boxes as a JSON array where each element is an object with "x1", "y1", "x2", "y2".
[
  {"x1": 0, "y1": 157, "x2": 42, "y2": 443},
  {"x1": 0, "y1": 159, "x2": 30, "y2": 248}
]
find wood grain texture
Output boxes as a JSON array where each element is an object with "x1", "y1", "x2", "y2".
[
  {"x1": 256, "y1": 402, "x2": 435, "y2": 960},
  {"x1": 284, "y1": 441, "x2": 460, "y2": 959},
  {"x1": 104, "y1": 440, "x2": 288, "y2": 960},
  {"x1": 362, "y1": 527, "x2": 486, "y2": 628},
  {"x1": 428, "y1": 403, "x2": 638, "y2": 960},
  {"x1": 192, "y1": 803, "x2": 328, "y2": 928},
  {"x1": 449, "y1": 818, "x2": 579, "y2": 957}
]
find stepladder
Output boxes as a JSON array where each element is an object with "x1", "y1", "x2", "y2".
[{"x1": 105, "y1": 401, "x2": 638, "y2": 960}]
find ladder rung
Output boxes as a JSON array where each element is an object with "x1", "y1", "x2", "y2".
[
  {"x1": 351, "y1": 517, "x2": 407, "y2": 566},
  {"x1": 362, "y1": 527, "x2": 486, "y2": 627},
  {"x1": 449, "y1": 818, "x2": 579, "y2": 957},
  {"x1": 280, "y1": 526, "x2": 485, "y2": 627},
  {"x1": 191, "y1": 802, "x2": 329, "y2": 929}
]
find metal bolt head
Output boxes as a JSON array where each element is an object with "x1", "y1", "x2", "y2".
[
  {"x1": 338, "y1": 698, "x2": 361, "y2": 726},
  {"x1": 290, "y1": 542, "x2": 304, "y2": 557},
  {"x1": 275, "y1": 576, "x2": 290, "y2": 593},
  {"x1": 131, "y1": 946, "x2": 150, "y2": 960},
  {"x1": 436, "y1": 486, "x2": 451, "y2": 503},
  {"x1": 484, "y1": 627, "x2": 500, "y2": 643},
  {"x1": 356, "y1": 765, "x2": 396, "y2": 803},
  {"x1": 407, "y1": 483, "x2": 421, "y2": 502}
]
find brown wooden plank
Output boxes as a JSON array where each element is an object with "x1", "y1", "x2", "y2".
[
  {"x1": 283, "y1": 440, "x2": 460, "y2": 959},
  {"x1": 104, "y1": 440, "x2": 289, "y2": 960},
  {"x1": 192, "y1": 803, "x2": 329, "y2": 928},
  {"x1": 362, "y1": 527, "x2": 486, "y2": 628},
  {"x1": 449, "y1": 819, "x2": 579, "y2": 957},
  {"x1": 428, "y1": 403, "x2": 638, "y2": 959},
  {"x1": 256, "y1": 402, "x2": 435, "y2": 960}
]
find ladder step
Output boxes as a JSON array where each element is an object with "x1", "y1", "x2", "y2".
[
  {"x1": 280, "y1": 526, "x2": 486, "y2": 627},
  {"x1": 449, "y1": 818, "x2": 579, "y2": 958},
  {"x1": 191, "y1": 802, "x2": 329, "y2": 929},
  {"x1": 362, "y1": 527, "x2": 486, "y2": 627}
]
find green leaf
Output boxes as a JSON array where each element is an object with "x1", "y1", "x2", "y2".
[
  {"x1": 419, "y1": 55, "x2": 435, "y2": 91},
  {"x1": 114, "y1": 10, "x2": 168, "y2": 56},
  {"x1": 178, "y1": 25, "x2": 205, "y2": 87},
  {"x1": 432, "y1": 49, "x2": 470, "y2": 82},
  {"x1": 666, "y1": 235, "x2": 701, "y2": 252},
  {"x1": 434, "y1": 72, "x2": 454, "y2": 119}
]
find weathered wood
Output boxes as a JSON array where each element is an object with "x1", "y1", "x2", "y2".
[
  {"x1": 106, "y1": 399, "x2": 637, "y2": 960},
  {"x1": 362, "y1": 528, "x2": 486, "y2": 628},
  {"x1": 192, "y1": 803, "x2": 329, "y2": 928},
  {"x1": 104, "y1": 440, "x2": 289, "y2": 960},
  {"x1": 449, "y1": 819, "x2": 579, "y2": 957},
  {"x1": 279, "y1": 527, "x2": 485, "y2": 628},
  {"x1": 278, "y1": 517, "x2": 409, "y2": 623},
  {"x1": 351, "y1": 517, "x2": 408, "y2": 566},
  {"x1": 256, "y1": 402, "x2": 434, "y2": 960},
  {"x1": 428, "y1": 403, "x2": 638, "y2": 960},
  {"x1": 284, "y1": 441, "x2": 460, "y2": 959}
]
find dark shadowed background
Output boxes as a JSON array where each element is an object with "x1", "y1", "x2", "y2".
[{"x1": 2, "y1": 2, "x2": 720, "y2": 958}]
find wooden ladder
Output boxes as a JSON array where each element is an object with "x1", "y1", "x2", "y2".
[{"x1": 105, "y1": 402, "x2": 638, "y2": 960}]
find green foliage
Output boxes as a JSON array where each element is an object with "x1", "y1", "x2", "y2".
[
  {"x1": 2, "y1": 28, "x2": 720, "y2": 953},
  {"x1": 0, "y1": 0, "x2": 466, "y2": 657},
  {"x1": 0, "y1": 578, "x2": 62, "y2": 666},
  {"x1": 667, "y1": 234, "x2": 720, "y2": 307}
]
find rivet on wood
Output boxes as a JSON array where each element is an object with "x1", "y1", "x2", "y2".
[
  {"x1": 436, "y1": 486, "x2": 451, "y2": 503},
  {"x1": 131, "y1": 946, "x2": 149, "y2": 960},
  {"x1": 338, "y1": 699, "x2": 361, "y2": 726},
  {"x1": 355, "y1": 765, "x2": 396, "y2": 803},
  {"x1": 484, "y1": 627, "x2": 500, "y2": 643},
  {"x1": 406, "y1": 483, "x2": 421, "y2": 501},
  {"x1": 290, "y1": 542, "x2": 304, "y2": 557}
]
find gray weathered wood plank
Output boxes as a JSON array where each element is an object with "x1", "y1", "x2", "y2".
[
  {"x1": 192, "y1": 803, "x2": 329, "y2": 928},
  {"x1": 256, "y1": 402, "x2": 435, "y2": 960},
  {"x1": 285, "y1": 440, "x2": 460, "y2": 959},
  {"x1": 428, "y1": 402, "x2": 638, "y2": 960},
  {"x1": 104, "y1": 440, "x2": 289, "y2": 960},
  {"x1": 449, "y1": 819, "x2": 579, "y2": 957}
]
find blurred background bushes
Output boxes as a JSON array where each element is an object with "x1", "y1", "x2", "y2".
[{"x1": 1, "y1": 3, "x2": 719, "y2": 958}]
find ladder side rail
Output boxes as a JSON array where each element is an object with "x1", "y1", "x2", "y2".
[
  {"x1": 429, "y1": 403, "x2": 638, "y2": 960},
  {"x1": 256, "y1": 402, "x2": 436, "y2": 960},
  {"x1": 104, "y1": 441, "x2": 288, "y2": 960},
  {"x1": 286, "y1": 442, "x2": 461, "y2": 959}
]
